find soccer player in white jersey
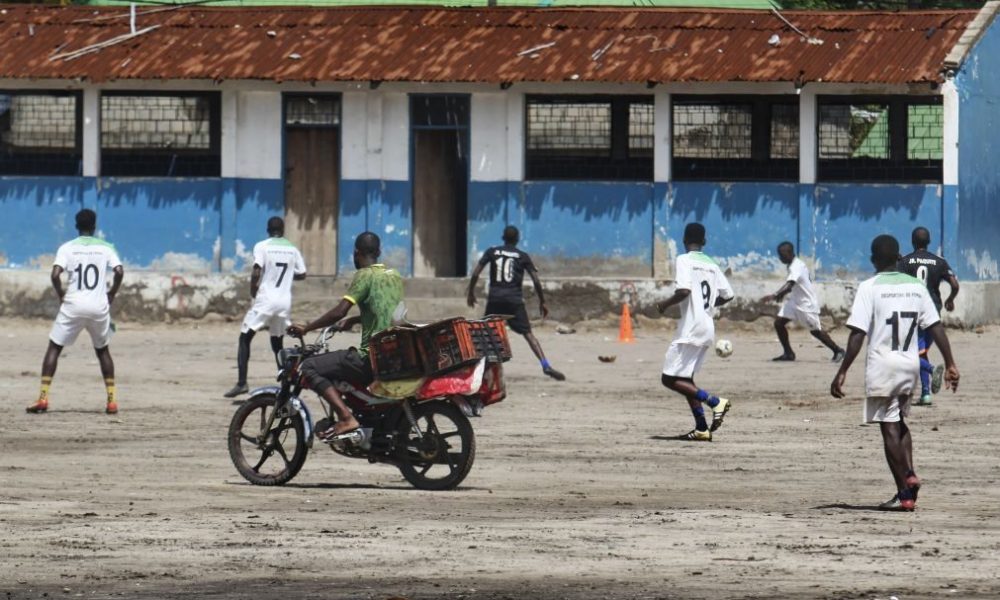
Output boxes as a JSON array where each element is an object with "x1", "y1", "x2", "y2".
[
  {"x1": 223, "y1": 217, "x2": 307, "y2": 398},
  {"x1": 762, "y1": 241, "x2": 845, "y2": 362},
  {"x1": 657, "y1": 223, "x2": 734, "y2": 442},
  {"x1": 831, "y1": 235, "x2": 959, "y2": 511},
  {"x1": 27, "y1": 209, "x2": 124, "y2": 414}
]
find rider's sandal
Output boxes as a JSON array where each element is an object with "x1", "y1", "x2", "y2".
[{"x1": 317, "y1": 424, "x2": 360, "y2": 441}]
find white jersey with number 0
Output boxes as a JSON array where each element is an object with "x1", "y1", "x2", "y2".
[
  {"x1": 251, "y1": 237, "x2": 306, "y2": 316},
  {"x1": 846, "y1": 272, "x2": 940, "y2": 398},
  {"x1": 672, "y1": 251, "x2": 734, "y2": 347},
  {"x1": 784, "y1": 257, "x2": 820, "y2": 314},
  {"x1": 53, "y1": 236, "x2": 122, "y2": 319}
]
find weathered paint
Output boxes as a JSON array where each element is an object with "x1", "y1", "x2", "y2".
[
  {"x1": 955, "y1": 16, "x2": 1000, "y2": 281},
  {"x1": 338, "y1": 179, "x2": 412, "y2": 275},
  {"x1": 0, "y1": 176, "x2": 282, "y2": 272}
]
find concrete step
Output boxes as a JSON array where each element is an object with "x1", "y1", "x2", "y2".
[{"x1": 293, "y1": 276, "x2": 472, "y2": 302}]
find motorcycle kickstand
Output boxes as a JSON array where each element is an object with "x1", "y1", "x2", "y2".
[{"x1": 402, "y1": 401, "x2": 423, "y2": 441}]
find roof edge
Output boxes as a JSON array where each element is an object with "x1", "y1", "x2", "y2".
[{"x1": 944, "y1": 0, "x2": 1000, "y2": 71}]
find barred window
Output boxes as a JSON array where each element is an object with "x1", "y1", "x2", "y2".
[
  {"x1": 0, "y1": 91, "x2": 81, "y2": 176},
  {"x1": 671, "y1": 96, "x2": 798, "y2": 181},
  {"x1": 817, "y1": 96, "x2": 941, "y2": 182},
  {"x1": 525, "y1": 95, "x2": 652, "y2": 181},
  {"x1": 285, "y1": 95, "x2": 340, "y2": 127},
  {"x1": 101, "y1": 92, "x2": 220, "y2": 177}
]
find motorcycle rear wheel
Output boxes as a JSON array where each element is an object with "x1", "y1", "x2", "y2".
[
  {"x1": 228, "y1": 394, "x2": 308, "y2": 486},
  {"x1": 397, "y1": 400, "x2": 476, "y2": 491}
]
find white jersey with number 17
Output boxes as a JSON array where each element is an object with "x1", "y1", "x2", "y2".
[
  {"x1": 672, "y1": 251, "x2": 734, "y2": 347},
  {"x1": 846, "y1": 272, "x2": 940, "y2": 398},
  {"x1": 251, "y1": 237, "x2": 306, "y2": 316},
  {"x1": 54, "y1": 236, "x2": 122, "y2": 319}
]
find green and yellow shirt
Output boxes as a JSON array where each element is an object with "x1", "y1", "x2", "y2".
[{"x1": 344, "y1": 264, "x2": 404, "y2": 357}]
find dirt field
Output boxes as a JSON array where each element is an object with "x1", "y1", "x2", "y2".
[{"x1": 1, "y1": 317, "x2": 998, "y2": 600}]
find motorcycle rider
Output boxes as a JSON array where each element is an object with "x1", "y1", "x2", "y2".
[{"x1": 287, "y1": 232, "x2": 404, "y2": 439}]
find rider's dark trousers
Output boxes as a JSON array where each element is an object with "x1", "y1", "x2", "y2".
[{"x1": 300, "y1": 348, "x2": 373, "y2": 394}]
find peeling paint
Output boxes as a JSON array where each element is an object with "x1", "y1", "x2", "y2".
[{"x1": 963, "y1": 249, "x2": 999, "y2": 280}]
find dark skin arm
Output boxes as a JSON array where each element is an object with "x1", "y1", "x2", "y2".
[
  {"x1": 107, "y1": 265, "x2": 124, "y2": 305},
  {"x1": 527, "y1": 268, "x2": 548, "y2": 318},
  {"x1": 944, "y1": 275, "x2": 960, "y2": 312},
  {"x1": 926, "y1": 322, "x2": 960, "y2": 389},
  {"x1": 715, "y1": 295, "x2": 733, "y2": 307},
  {"x1": 294, "y1": 271, "x2": 307, "y2": 281},
  {"x1": 762, "y1": 281, "x2": 795, "y2": 303},
  {"x1": 287, "y1": 298, "x2": 353, "y2": 338},
  {"x1": 250, "y1": 265, "x2": 262, "y2": 299},
  {"x1": 466, "y1": 262, "x2": 486, "y2": 308},
  {"x1": 657, "y1": 288, "x2": 691, "y2": 314},
  {"x1": 51, "y1": 266, "x2": 65, "y2": 301}
]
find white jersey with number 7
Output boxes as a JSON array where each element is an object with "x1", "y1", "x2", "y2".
[
  {"x1": 846, "y1": 272, "x2": 940, "y2": 398},
  {"x1": 672, "y1": 251, "x2": 734, "y2": 347},
  {"x1": 54, "y1": 236, "x2": 122, "y2": 319},
  {"x1": 251, "y1": 237, "x2": 306, "y2": 316}
]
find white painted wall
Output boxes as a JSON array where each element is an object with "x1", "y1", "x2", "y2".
[
  {"x1": 505, "y1": 92, "x2": 524, "y2": 182},
  {"x1": 942, "y1": 78, "x2": 959, "y2": 186},
  {"x1": 381, "y1": 92, "x2": 409, "y2": 182},
  {"x1": 81, "y1": 87, "x2": 100, "y2": 177},
  {"x1": 654, "y1": 91, "x2": 671, "y2": 183},
  {"x1": 470, "y1": 93, "x2": 509, "y2": 182},
  {"x1": 341, "y1": 92, "x2": 368, "y2": 181},
  {"x1": 798, "y1": 90, "x2": 817, "y2": 184},
  {"x1": 233, "y1": 91, "x2": 282, "y2": 180}
]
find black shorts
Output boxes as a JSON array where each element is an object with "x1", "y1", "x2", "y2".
[
  {"x1": 300, "y1": 347, "x2": 374, "y2": 394},
  {"x1": 485, "y1": 300, "x2": 531, "y2": 335}
]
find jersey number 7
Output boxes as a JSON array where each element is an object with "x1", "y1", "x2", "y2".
[
  {"x1": 886, "y1": 311, "x2": 918, "y2": 351},
  {"x1": 275, "y1": 262, "x2": 289, "y2": 287}
]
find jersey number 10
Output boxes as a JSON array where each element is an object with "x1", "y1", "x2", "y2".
[
  {"x1": 74, "y1": 263, "x2": 100, "y2": 290},
  {"x1": 493, "y1": 257, "x2": 515, "y2": 284}
]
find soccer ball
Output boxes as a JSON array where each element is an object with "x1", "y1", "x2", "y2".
[{"x1": 715, "y1": 339, "x2": 733, "y2": 358}]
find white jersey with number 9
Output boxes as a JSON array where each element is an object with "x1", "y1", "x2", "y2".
[
  {"x1": 672, "y1": 251, "x2": 734, "y2": 347},
  {"x1": 54, "y1": 236, "x2": 122, "y2": 319}
]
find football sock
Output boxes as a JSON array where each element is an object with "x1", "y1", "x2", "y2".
[
  {"x1": 919, "y1": 357, "x2": 932, "y2": 394},
  {"x1": 540, "y1": 359, "x2": 551, "y2": 370},
  {"x1": 105, "y1": 378, "x2": 116, "y2": 405},
  {"x1": 691, "y1": 406, "x2": 708, "y2": 431},
  {"x1": 38, "y1": 376, "x2": 52, "y2": 403},
  {"x1": 695, "y1": 389, "x2": 720, "y2": 408}
]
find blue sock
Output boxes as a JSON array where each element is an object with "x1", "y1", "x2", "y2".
[
  {"x1": 696, "y1": 389, "x2": 720, "y2": 408},
  {"x1": 919, "y1": 357, "x2": 932, "y2": 395},
  {"x1": 691, "y1": 406, "x2": 708, "y2": 431},
  {"x1": 541, "y1": 359, "x2": 551, "y2": 370}
]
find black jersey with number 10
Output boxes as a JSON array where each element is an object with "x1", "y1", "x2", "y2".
[{"x1": 479, "y1": 245, "x2": 536, "y2": 304}]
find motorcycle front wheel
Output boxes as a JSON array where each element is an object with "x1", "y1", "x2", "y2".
[
  {"x1": 228, "y1": 394, "x2": 308, "y2": 486},
  {"x1": 397, "y1": 400, "x2": 476, "y2": 491}
]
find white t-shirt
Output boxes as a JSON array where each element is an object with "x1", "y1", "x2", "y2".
[
  {"x1": 251, "y1": 237, "x2": 306, "y2": 316},
  {"x1": 672, "y1": 251, "x2": 734, "y2": 347},
  {"x1": 784, "y1": 257, "x2": 820, "y2": 315},
  {"x1": 846, "y1": 272, "x2": 940, "y2": 398},
  {"x1": 54, "y1": 236, "x2": 122, "y2": 319}
]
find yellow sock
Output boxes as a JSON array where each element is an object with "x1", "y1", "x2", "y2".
[
  {"x1": 105, "y1": 378, "x2": 116, "y2": 405},
  {"x1": 39, "y1": 376, "x2": 52, "y2": 403}
]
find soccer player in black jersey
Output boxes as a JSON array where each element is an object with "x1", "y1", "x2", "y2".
[
  {"x1": 467, "y1": 226, "x2": 566, "y2": 381},
  {"x1": 897, "y1": 226, "x2": 960, "y2": 406}
]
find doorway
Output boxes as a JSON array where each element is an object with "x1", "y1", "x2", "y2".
[
  {"x1": 283, "y1": 95, "x2": 340, "y2": 275},
  {"x1": 411, "y1": 95, "x2": 469, "y2": 277}
]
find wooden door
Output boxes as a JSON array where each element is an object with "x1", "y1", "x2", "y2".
[
  {"x1": 284, "y1": 128, "x2": 339, "y2": 275},
  {"x1": 412, "y1": 129, "x2": 468, "y2": 277}
]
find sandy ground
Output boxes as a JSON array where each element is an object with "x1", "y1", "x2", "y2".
[{"x1": 1, "y1": 317, "x2": 999, "y2": 600}]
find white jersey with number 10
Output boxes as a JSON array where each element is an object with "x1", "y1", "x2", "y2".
[
  {"x1": 673, "y1": 251, "x2": 734, "y2": 347},
  {"x1": 846, "y1": 272, "x2": 940, "y2": 398},
  {"x1": 54, "y1": 236, "x2": 122, "y2": 319}
]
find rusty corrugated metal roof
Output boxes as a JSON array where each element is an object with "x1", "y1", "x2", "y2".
[{"x1": 0, "y1": 5, "x2": 979, "y2": 84}]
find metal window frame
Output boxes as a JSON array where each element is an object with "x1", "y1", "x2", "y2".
[
  {"x1": 816, "y1": 95, "x2": 943, "y2": 183},
  {"x1": 283, "y1": 92, "x2": 343, "y2": 130},
  {"x1": 0, "y1": 89, "x2": 83, "y2": 176},
  {"x1": 670, "y1": 95, "x2": 799, "y2": 182},
  {"x1": 524, "y1": 94, "x2": 653, "y2": 182}
]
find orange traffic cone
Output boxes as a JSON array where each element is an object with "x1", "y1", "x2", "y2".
[{"x1": 618, "y1": 303, "x2": 635, "y2": 343}]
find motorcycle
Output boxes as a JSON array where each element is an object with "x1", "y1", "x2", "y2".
[{"x1": 227, "y1": 327, "x2": 506, "y2": 491}]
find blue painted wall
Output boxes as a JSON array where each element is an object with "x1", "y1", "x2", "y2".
[
  {"x1": 338, "y1": 179, "x2": 412, "y2": 275},
  {"x1": 955, "y1": 18, "x2": 1000, "y2": 281},
  {"x1": 0, "y1": 177, "x2": 282, "y2": 272}
]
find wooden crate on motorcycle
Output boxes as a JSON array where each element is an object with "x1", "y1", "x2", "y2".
[
  {"x1": 464, "y1": 317, "x2": 512, "y2": 363},
  {"x1": 415, "y1": 317, "x2": 480, "y2": 375},
  {"x1": 368, "y1": 327, "x2": 424, "y2": 381}
]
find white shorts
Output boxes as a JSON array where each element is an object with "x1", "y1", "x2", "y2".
[
  {"x1": 241, "y1": 308, "x2": 290, "y2": 335},
  {"x1": 864, "y1": 395, "x2": 911, "y2": 423},
  {"x1": 49, "y1": 309, "x2": 112, "y2": 349},
  {"x1": 662, "y1": 342, "x2": 709, "y2": 378},
  {"x1": 778, "y1": 303, "x2": 822, "y2": 331}
]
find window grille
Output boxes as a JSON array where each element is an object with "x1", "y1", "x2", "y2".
[
  {"x1": 671, "y1": 96, "x2": 798, "y2": 181},
  {"x1": 285, "y1": 95, "x2": 340, "y2": 127},
  {"x1": 0, "y1": 91, "x2": 81, "y2": 176},
  {"x1": 817, "y1": 96, "x2": 941, "y2": 182},
  {"x1": 525, "y1": 96, "x2": 652, "y2": 181},
  {"x1": 100, "y1": 92, "x2": 220, "y2": 177},
  {"x1": 411, "y1": 95, "x2": 470, "y2": 128}
]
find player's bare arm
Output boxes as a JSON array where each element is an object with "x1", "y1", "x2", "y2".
[
  {"x1": 288, "y1": 298, "x2": 353, "y2": 337},
  {"x1": 50, "y1": 265, "x2": 65, "y2": 301},
  {"x1": 944, "y1": 274, "x2": 960, "y2": 312},
  {"x1": 294, "y1": 271, "x2": 307, "y2": 281},
  {"x1": 657, "y1": 288, "x2": 691, "y2": 314},
  {"x1": 831, "y1": 327, "x2": 866, "y2": 398},
  {"x1": 528, "y1": 269, "x2": 548, "y2": 318},
  {"x1": 337, "y1": 316, "x2": 362, "y2": 331},
  {"x1": 762, "y1": 281, "x2": 794, "y2": 303},
  {"x1": 250, "y1": 264, "x2": 262, "y2": 299},
  {"x1": 926, "y1": 322, "x2": 960, "y2": 391},
  {"x1": 107, "y1": 265, "x2": 124, "y2": 305},
  {"x1": 715, "y1": 295, "x2": 733, "y2": 307},
  {"x1": 466, "y1": 262, "x2": 486, "y2": 307}
]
